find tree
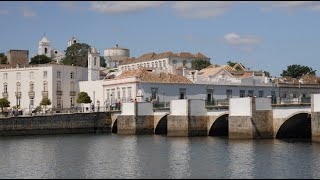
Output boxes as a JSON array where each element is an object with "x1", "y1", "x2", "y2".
[
  {"x1": 281, "y1": 64, "x2": 316, "y2": 78},
  {"x1": 40, "y1": 97, "x2": 51, "y2": 113},
  {"x1": 60, "y1": 43, "x2": 91, "y2": 67},
  {"x1": 0, "y1": 98, "x2": 10, "y2": 115},
  {"x1": 227, "y1": 61, "x2": 237, "y2": 67},
  {"x1": 191, "y1": 59, "x2": 211, "y2": 71},
  {"x1": 77, "y1": 92, "x2": 92, "y2": 112},
  {"x1": 100, "y1": 56, "x2": 107, "y2": 67},
  {"x1": 0, "y1": 53, "x2": 7, "y2": 64},
  {"x1": 30, "y1": 54, "x2": 53, "y2": 64}
]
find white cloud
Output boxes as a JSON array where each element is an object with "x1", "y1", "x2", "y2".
[
  {"x1": 261, "y1": 1, "x2": 320, "y2": 11},
  {"x1": 224, "y1": 33, "x2": 261, "y2": 46},
  {"x1": 58, "y1": 1, "x2": 77, "y2": 8},
  {"x1": 0, "y1": 9, "x2": 8, "y2": 15},
  {"x1": 171, "y1": 1, "x2": 234, "y2": 19},
  {"x1": 90, "y1": 1, "x2": 165, "y2": 14}
]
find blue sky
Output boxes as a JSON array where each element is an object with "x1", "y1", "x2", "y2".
[{"x1": 1, "y1": 1, "x2": 320, "y2": 77}]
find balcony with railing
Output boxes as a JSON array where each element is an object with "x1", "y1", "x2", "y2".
[
  {"x1": 2, "y1": 92, "x2": 8, "y2": 98},
  {"x1": 28, "y1": 91, "x2": 35, "y2": 98},
  {"x1": 15, "y1": 92, "x2": 22, "y2": 98},
  {"x1": 153, "y1": 101, "x2": 170, "y2": 109},
  {"x1": 272, "y1": 97, "x2": 311, "y2": 105},
  {"x1": 70, "y1": 91, "x2": 76, "y2": 96},
  {"x1": 56, "y1": 91, "x2": 63, "y2": 96},
  {"x1": 42, "y1": 91, "x2": 48, "y2": 97}
]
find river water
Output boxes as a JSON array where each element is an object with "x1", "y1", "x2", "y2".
[{"x1": 0, "y1": 134, "x2": 319, "y2": 179}]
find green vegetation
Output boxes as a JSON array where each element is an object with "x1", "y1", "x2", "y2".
[
  {"x1": 100, "y1": 56, "x2": 107, "y2": 67},
  {"x1": 30, "y1": 54, "x2": 53, "y2": 64},
  {"x1": 60, "y1": 43, "x2": 91, "y2": 67},
  {"x1": 281, "y1": 64, "x2": 316, "y2": 78},
  {"x1": 40, "y1": 97, "x2": 51, "y2": 112},
  {"x1": 0, "y1": 53, "x2": 7, "y2": 64},
  {"x1": 191, "y1": 59, "x2": 211, "y2": 71},
  {"x1": 0, "y1": 98, "x2": 10, "y2": 114}
]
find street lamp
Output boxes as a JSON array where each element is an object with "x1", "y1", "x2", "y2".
[{"x1": 162, "y1": 91, "x2": 165, "y2": 107}]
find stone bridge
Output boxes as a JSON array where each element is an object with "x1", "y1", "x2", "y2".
[{"x1": 112, "y1": 94, "x2": 320, "y2": 142}]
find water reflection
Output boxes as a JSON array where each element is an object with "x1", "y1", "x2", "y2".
[
  {"x1": 117, "y1": 136, "x2": 141, "y2": 178},
  {"x1": 227, "y1": 140, "x2": 254, "y2": 179},
  {"x1": 168, "y1": 137, "x2": 191, "y2": 179},
  {"x1": 0, "y1": 135, "x2": 320, "y2": 179}
]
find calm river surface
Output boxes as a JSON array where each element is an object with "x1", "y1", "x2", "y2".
[{"x1": 0, "y1": 134, "x2": 319, "y2": 179}]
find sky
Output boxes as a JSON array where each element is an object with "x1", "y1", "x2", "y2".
[{"x1": 0, "y1": 1, "x2": 320, "y2": 77}]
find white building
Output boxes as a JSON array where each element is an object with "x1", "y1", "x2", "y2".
[
  {"x1": 38, "y1": 36, "x2": 66, "y2": 63},
  {"x1": 118, "y1": 51, "x2": 210, "y2": 75},
  {"x1": 0, "y1": 63, "x2": 87, "y2": 113}
]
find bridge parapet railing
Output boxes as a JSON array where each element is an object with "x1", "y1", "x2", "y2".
[{"x1": 271, "y1": 97, "x2": 311, "y2": 105}]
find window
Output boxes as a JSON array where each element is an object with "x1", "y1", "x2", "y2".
[
  {"x1": 173, "y1": 60, "x2": 177, "y2": 64},
  {"x1": 106, "y1": 89, "x2": 110, "y2": 101},
  {"x1": 240, "y1": 90, "x2": 245, "y2": 98},
  {"x1": 57, "y1": 81, "x2": 61, "y2": 91},
  {"x1": 155, "y1": 62, "x2": 158, "y2": 68},
  {"x1": 293, "y1": 93, "x2": 297, "y2": 98},
  {"x1": 163, "y1": 60, "x2": 166, "y2": 67},
  {"x1": 3, "y1": 73, "x2": 7, "y2": 80},
  {"x1": 159, "y1": 61, "x2": 162, "y2": 68},
  {"x1": 152, "y1": 62, "x2": 154, "y2": 68},
  {"x1": 57, "y1": 71, "x2": 61, "y2": 79},
  {"x1": 127, "y1": 87, "x2": 132, "y2": 99},
  {"x1": 183, "y1": 60, "x2": 187, "y2": 66},
  {"x1": 16, "y1": 82, "x2": 21, "y2": 92},
  {"x1": 111, "y1": 89, "x2": 115, "y2": 100},
  {"x1": 179, "y1": 88, "x2": 186, "y2": 99},
  {"x1": 259, "y1": 91, "x2": 264, "y2": 97},
  {"x1": 43, "y1": 81, "x2": 48, "y2": 91},
  {"x1": 151, "y1": 88, "x2": 158, "y2": 100},
  {"x1": 70, "y1": 82, "x2": 75, "y2": 92},
  {"x1": 206, "y1": 89, "x2": 213, "y2": 103},
  {"x1": 30, "y1": 98, "x2": 34, "y2": 106},
  {"x1": 226, "y1": 89, "x2": 232, "y2": 98},
  {"x1": 283, "y1": 93, "x2": 287, "y2": 98},
  {"x1": 147, "y1": 63, "x2": 150, "y2": 68},
  {"x1": 57, "y1": 97, "x2": 62, "y2": 108},
  {"x1": 3, "y1": 83, "x2": 7, "y2": 93},
  {"x1": 29, "y1": 72, "x2": 34, "y2": 79},
  {"x1": 122, "y1": 87, "x2": 126, "y2": 100},
  {"x1": 71, "y1": 97, "x2": 75, "y2": 108},
  {"x1": 45, "y1": 48, "x2": 47, "y2": 54},
  {"x1": 248, "y1": 90, "x2": 254, "y2": 97},
  {"x1": 70, "y1": 72, "x2": 74, "y2": 79},
  {"x1": 117, "y1": 87, "x2": 120, "y2": 100},
  {"x1": 94, "y1": 57, "x2": 97, "y2": 66},
  {"x1": 29, "y1": 82, "x2": 34, "y2": 92},
  {"x1": 16, "y1": 72, "x2": 21, "y2": 80},
  {"x1": 43, "y1": 71, "x2": 47, "y2": 79}
]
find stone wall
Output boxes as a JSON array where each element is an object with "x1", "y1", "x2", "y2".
[
  {"x1": 167, "y1": 115, "x2": 188, "y2": 136},
  {"x1": 0, "y1": 112, "x2": 112, "y2": 136}
]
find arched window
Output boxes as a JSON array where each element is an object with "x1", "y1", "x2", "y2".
[
  {"x1": 29, "y1": 82, "x2": 34, "y2": 92},
  {"x1": 57, "y1": 81, "x2": 61, "y2": 91},
  {"x1": 16, "y1": 82, "x2": 21, "y2": 92},
  {"x1": 43, "y1": 81, "x2": 48, "y2": 91},
  {"x1": 152, "y1": 62, "x2": 154, "y2": 67},
  {"x1": 70, "y1": 82, "x2": 75, "y2": 92},
  {"x1": 163, "y1": 60, "x2": 166, "y2": 67},
  {"x1": 159, "y1": 61, "x2": 162, "y2": 68},
  {"x1": 155, "y1": 62, "x2": 158, "y2": 68}
]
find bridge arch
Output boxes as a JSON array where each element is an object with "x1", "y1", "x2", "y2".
[
  {"x1": 276, "y1": 112, "x2": 311, "y2": 139},
  {"x1": 111, "y1": 118, "x2": 118, "y2": 134},
  {"x1": 155, "y1": 114, "x2": 167, "y2": 134},
  {"x1": 208, "y1": 113, "x2": 229, "y2": 136}
]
